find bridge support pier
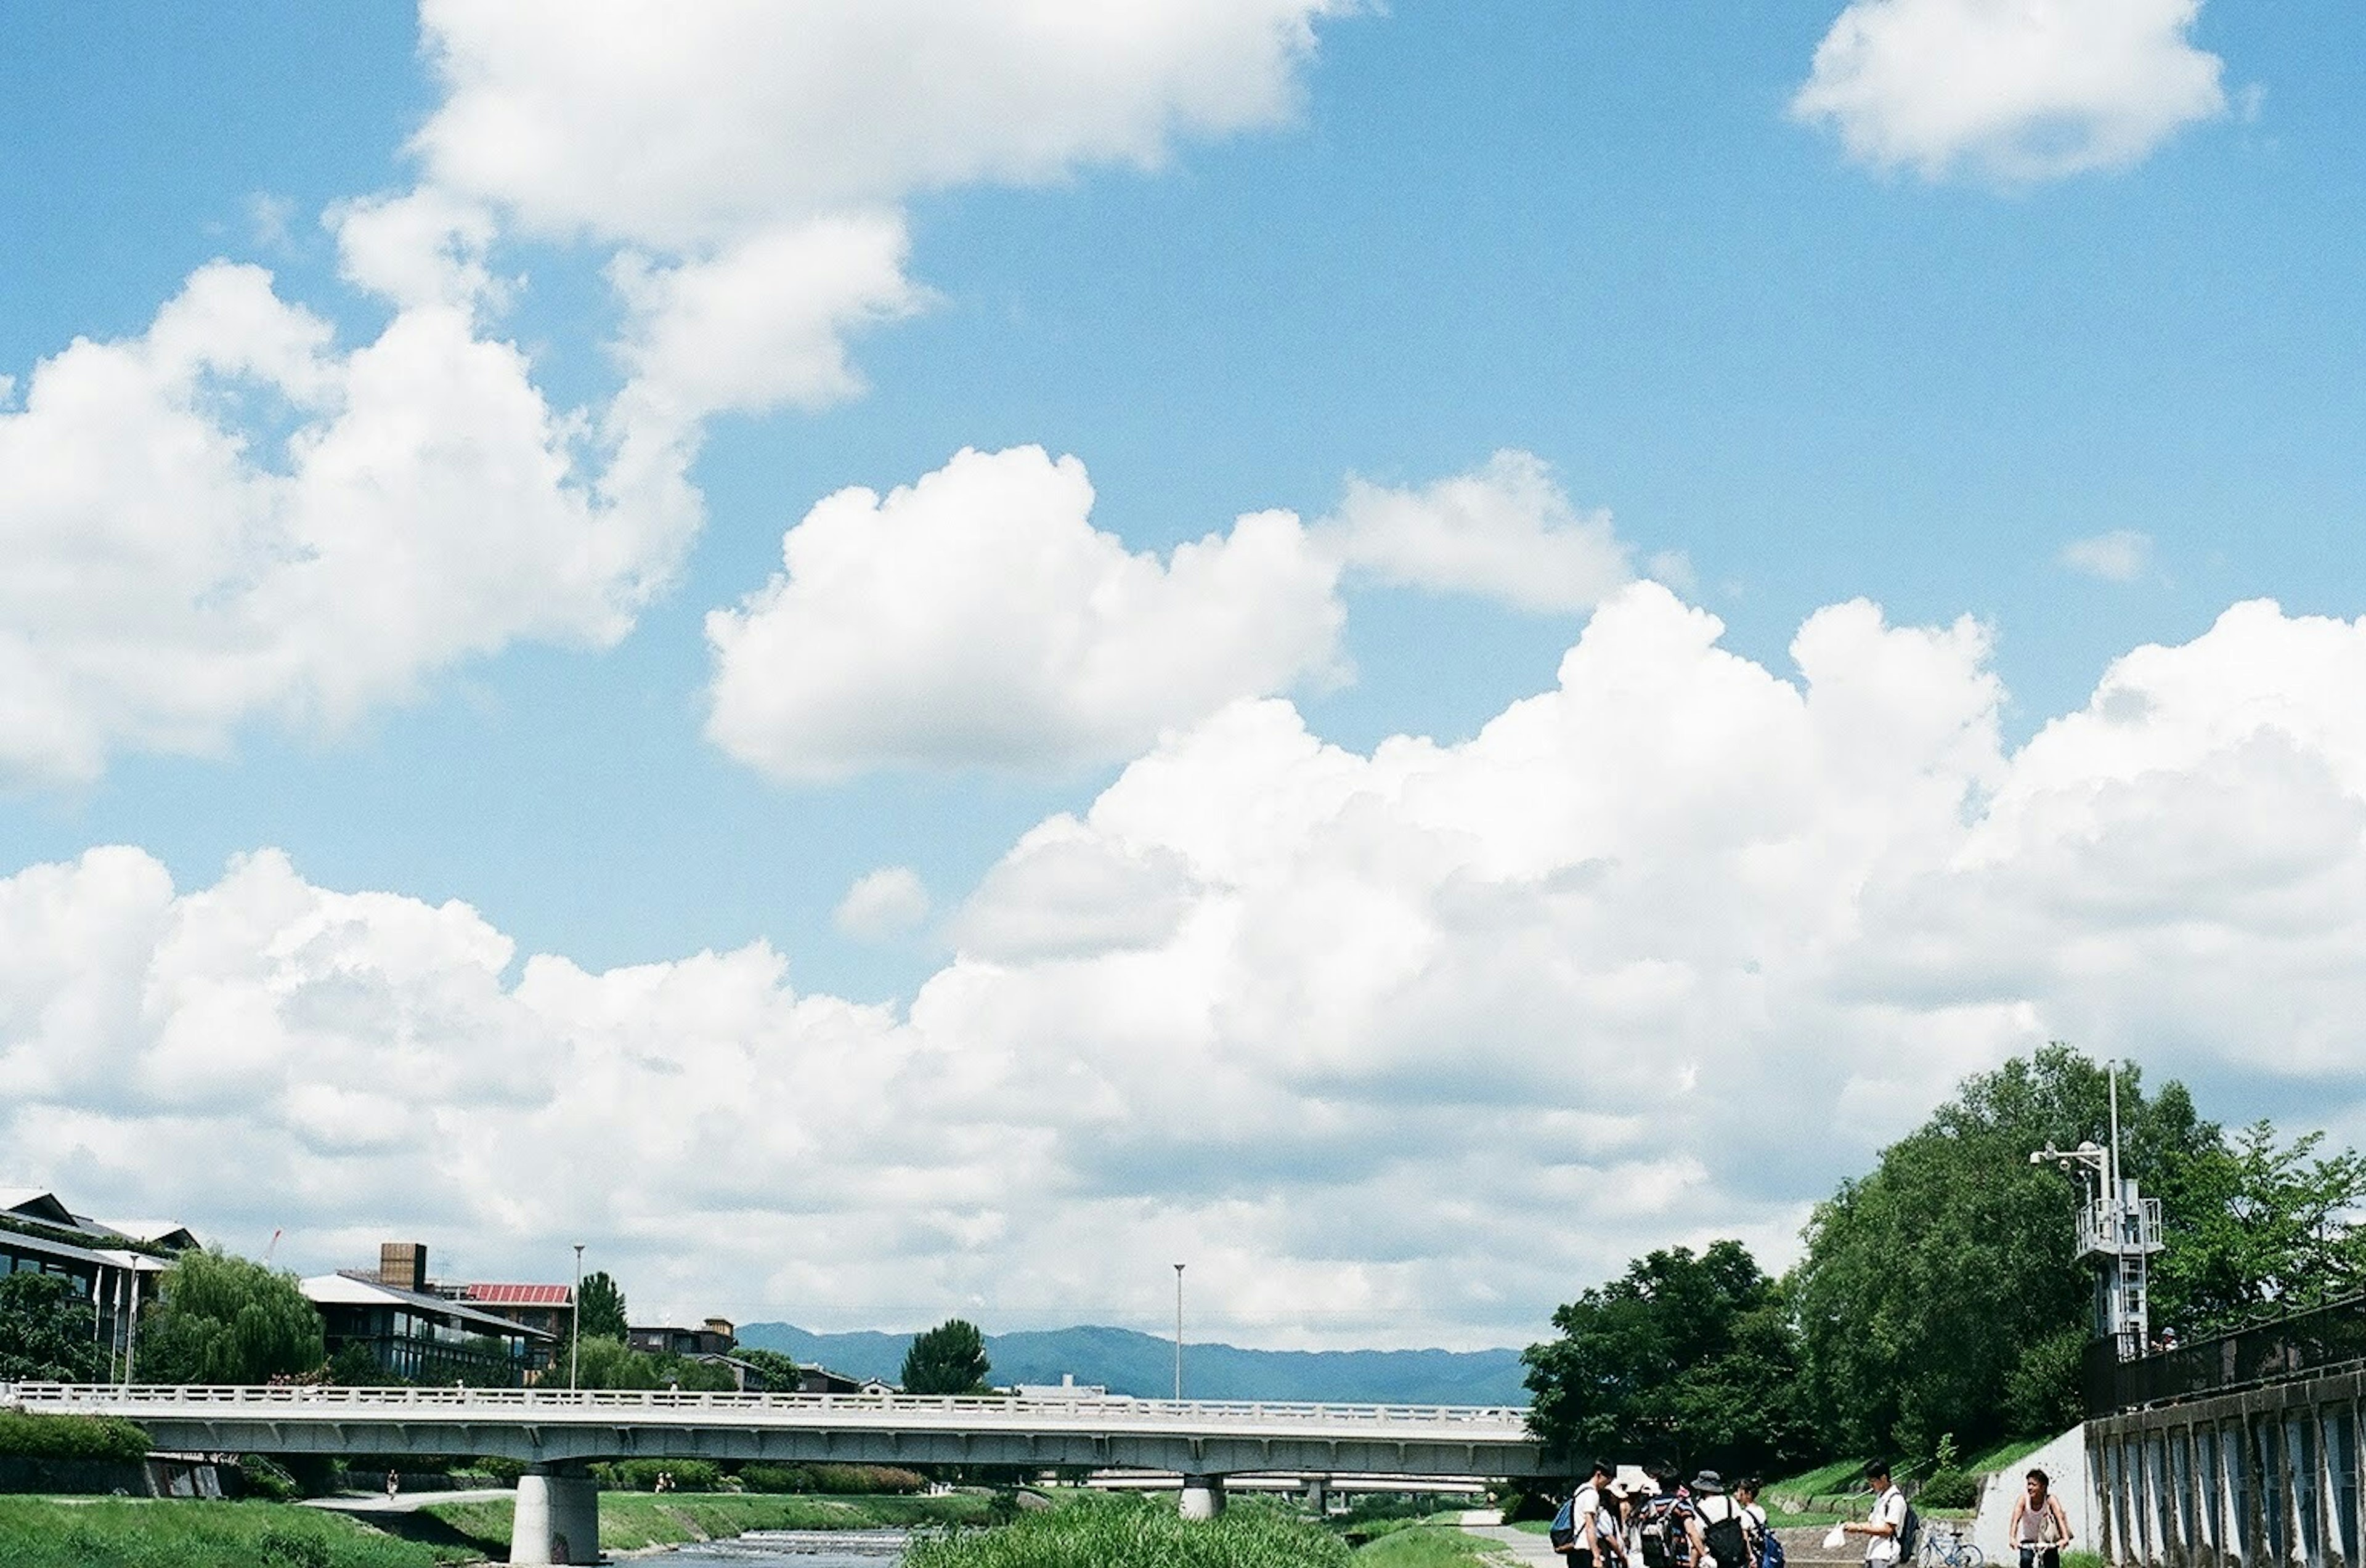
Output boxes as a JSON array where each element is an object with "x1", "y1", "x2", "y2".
[
  {"x1": 1179, "y1": 1474, "x2": 1227, "y2": 1521},
  {"x1": 1304, "y1": 1476, "x2": 1329, "y2": 1514},
  {"x1": 511, "y1": 1464, "x2": 600, "y2": 1565}
]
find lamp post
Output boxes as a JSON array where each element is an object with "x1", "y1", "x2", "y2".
[
  {"x1": 1173, "y1": 1262, "x2": 1185, "y2": 1402},
  {"x1": 570, "y1": 1243, "x2": 585, "y2": 1391}
]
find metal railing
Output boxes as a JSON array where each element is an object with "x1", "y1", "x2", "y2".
[
  {"x1": 2083, "y1": 1293, "x2": 2366, "y2": 1416},
  {"x1": 1, "y1": 1382, "x2": 1530, "y2": 1432}
]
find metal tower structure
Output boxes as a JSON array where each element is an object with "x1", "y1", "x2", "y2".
[{"x1": 2031, "y1": 1062, "x2": 2165, "y2": 1362}]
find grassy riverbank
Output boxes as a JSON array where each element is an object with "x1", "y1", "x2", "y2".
[
  {"x1": 1350, "y1": 1524, "x2": 1508, "y2": 1566},
  {"x1": 420, "y1": 1487, "x2": 991, "y2": 1556},
  {"x1": 903, "y1": 1493, "x2": 1354, "y2": 1568},
  {"x1": 0, "y1": 1497, "x2": 469, "y2": 1567}
]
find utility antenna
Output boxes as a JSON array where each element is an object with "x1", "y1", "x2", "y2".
[{"x1": 2030, "y1": 1060, "x2": 2163, "y2": 1362}]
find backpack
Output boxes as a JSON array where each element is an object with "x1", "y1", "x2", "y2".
[
  {"x1": 1892, "y1": 1495, "x2": 1921, "y2": 1562},
  {"x1": 1763, "y1": 1529, "x2": 1786, "y2": 1568},
  {"x1": 1701, "y1": 1500, "x2": 1750, "y2": 1568},
  {"x1": 1552, "y1": 1495, "x2": 1579, "y2": 1553},
  {"x1": 1639, "y1": 1499, "x2": 1672, "y2": 1568}
]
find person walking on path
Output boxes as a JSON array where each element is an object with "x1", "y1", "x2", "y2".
[
  {"x1": 1694, "y1": 1471, "x2": 1755, "y2": 1568},
  {"x1": 2008, "y1": 1469, "x2": 2073, "y2": 1568},
  {"x1": 1840, "y1": 1461, "x2": 1906, "y2": 1567},
  {"x1": 1566, "y1": 1460, "x2": 1615, "y2": 1567}
]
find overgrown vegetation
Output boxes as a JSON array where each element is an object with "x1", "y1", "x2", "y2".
[
  {"x1": 903, "y1": 1493, "x2": 1351, "y2": 1568},
  {"x1": 0, "y1": 1409, "x2": 150, "y2": 1460}
]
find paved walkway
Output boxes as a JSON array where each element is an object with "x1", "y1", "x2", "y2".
[
  {"x1": 303, "y1": 1487, "x2": 512, "y2": 1514},
  {"x1": 1457, "y1": 1509, "x2": 1560, "y2": 1565}
]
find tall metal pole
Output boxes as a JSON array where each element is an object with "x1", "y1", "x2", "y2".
[
  {"x1": 1173, "y1": 1262, "x2": 1185, "y2": 1402},
  {"x1": 571, "y1": 1243, "x2": 585, "y2": 1391}
]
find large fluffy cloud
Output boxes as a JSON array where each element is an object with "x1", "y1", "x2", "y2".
[
  {"x1": 412, "y1": 0, "x2": 1346, "y2": 246},
  {"x1": 704, "y1": 445, "x2": 1347, "y2": 779},
  {"x1": 0, "y1": 251, "x2": 696, "y2": 783},
  {"x1": 12, "y1": 590, "x2": 2366, "y2": 1344},
  {"x1": 1793, "y1": 0, "x2": 2228, "y2": 181}
]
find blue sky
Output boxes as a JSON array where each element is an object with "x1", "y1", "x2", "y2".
[{"x1": 4, "y1": 1, "x2": 2365, "y2": 1343}]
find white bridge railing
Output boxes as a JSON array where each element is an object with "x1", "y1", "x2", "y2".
[{"x1": 4, "y1": 1383, "x2": 1531, "y2": 1434}]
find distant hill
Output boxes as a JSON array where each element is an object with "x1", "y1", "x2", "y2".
[{"x1": 734, "y1": 1322, "x2": 1529, "y2": 1407}]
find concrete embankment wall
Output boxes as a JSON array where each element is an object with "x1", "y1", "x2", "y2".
[
  {"x1": 0, "y1": 1455, "x2": 230, "y2": 1497},
  {"x1": 2088, "y1": 1366, "x2": 2366, "y2": 1567}
]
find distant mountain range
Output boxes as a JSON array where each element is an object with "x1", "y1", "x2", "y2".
[{"x1": 733, "y1": 1322, "x2": 1530, "y2": 1407}]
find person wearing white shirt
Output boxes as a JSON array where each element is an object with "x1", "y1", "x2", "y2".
[{"x1": 1842, "y1": 1460, "x2": 1908, "y2": 1566}]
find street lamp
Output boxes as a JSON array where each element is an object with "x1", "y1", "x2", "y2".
[
  {"x1": 571, "y1": 1243, "x2": 585, "y2": 1391},
  {"x1": 1173, "y1": 1262, "x2": 1185, "y2": 1402}
]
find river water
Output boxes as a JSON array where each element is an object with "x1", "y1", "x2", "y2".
[{"x1": 654, "y1": 1528, "x2": 908, "y2": 1565}]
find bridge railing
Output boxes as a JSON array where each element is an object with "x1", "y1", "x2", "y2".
[{"x1": 1, "y1": 1382, "x2": 1531, "y2": 1429}]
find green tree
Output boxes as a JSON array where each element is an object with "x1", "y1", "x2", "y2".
[
  {"x1": 1524, "y1": 1240, "x2": 1815, "y2": 1478},
  {"x1": 577, "y1": 1270, "x2": 628, "y2": 1341},
  {"x1": 0, "y1": 1272, "x2": 104, "y2": 1381},
  {"x1": 137, "y1": 1248, "x2": 325, "y2": 1384},
  {"x1": 1793, "y1": 1046, "x2": 2217, "y2": 1457},
  {"x1": 2151, "y1": 1121, "x2": 2366, "y2": 1334},
  {"x1": 569, "y1": 1334, "x2": 736, "y2": 1391},
  {"x1": 901, "y1": 1318, "x2": 991, "y2": 1394},
  {"x1": 734, "y1": 1346, "x2": 808, "y2": 1392}
]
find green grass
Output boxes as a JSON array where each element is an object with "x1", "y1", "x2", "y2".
[
  {"x1": 421, "y1": 1487, "x2": 990, "y2": 1555},
  {"x1": 0, "y1": 1497, "x2": 469, "y2": 1568},
  {"x1": 901, "y1": 1493, "x2": 1352, "y2": 1568},
  {"x1": 1351, "y1": 1524, "x2": 1510, "y2": 1566},
  {"x1": 1961, "y1": 1436, "x2": 2051, "y2": 1477}
]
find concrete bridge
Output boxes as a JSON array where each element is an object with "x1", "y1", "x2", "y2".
[{"x1": 5, "y1": 1383, "x2": 1550, "y2": 1564}]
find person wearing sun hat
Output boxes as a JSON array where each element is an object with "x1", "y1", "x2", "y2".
[{"x1": 1694, "y1": 1471, "x2": 1753, "y2": 1568}]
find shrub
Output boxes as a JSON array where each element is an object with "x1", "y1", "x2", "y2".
[
  {"x1": 0, "y1": 1410, "x2": 151, "y2": 1460},
  {"x1": 808, "y1": 1463, "x2": 925, "y2": 1494},
  {"x1": 1919, "y1": 1467, "x2": 1982, "y2": 1509},
  {"x1": 238, "y1": 1454, "x2": 302, "y2": 1500},
  {"x1": 256, "y1": 1526, "x2": 332, "y2": 1568},
  {"x1": 595, "y1": 1458, "x2": 723, "y2": 1491}
]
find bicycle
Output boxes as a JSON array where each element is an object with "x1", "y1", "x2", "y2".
[{"x1": 1921, "y1": 1522, "x2": 1983, "y2": 1568}]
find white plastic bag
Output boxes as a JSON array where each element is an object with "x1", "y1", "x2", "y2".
[{"x1": 1823, "y1": 1527, "x2": 1848, "y2": 1550}]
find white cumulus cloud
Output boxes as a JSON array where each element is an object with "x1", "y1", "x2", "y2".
[
  {"x1": 0, "y1": 259, "x2": 696, "y2": 783},
  {"x1": 14, "y1": 592, "x2": 2366, "y2": 1343},
  {"x1": 1793, "y1": 0, "x2": 2228, "y2": 181},
  {"x1": 1320, "y1": 450, "x2": 1632, "y2": 612},
  {"x1": 835, "y1": 867, "x2": 934, "y2": 942},
  {"x1": 704, "y1": 446, "x2": 1346, "y2": 781}
]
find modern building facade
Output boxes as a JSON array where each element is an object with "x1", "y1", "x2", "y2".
[
  {"x1": 628, "y1": 1318, "x2": 738, "y2": 1359},
  {"x1": 303, "y1": 1243, "x2": 553, "y2": 1386}
]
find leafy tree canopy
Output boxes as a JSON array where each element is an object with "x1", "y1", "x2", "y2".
[
  {"x1": 1792, "y1": 1045, "x2": 2218, "y2": 1456},
  {"x1": 734, "y1": 1346, "x2": 808, "y2": 1392},
  {"x1": 901, "y1": 1318, "x2": 991, "y2": 1395},
  {"x1": 1524, "y1": 1240, "x2": 1816, "y2": 1479},
  {"x1": 0, "y1": 1272, "x2": 104, "y2": 1382},
  {"x1": 577, "y1": 1270, "x2": 628, "y2": 1342},
  {"x1": 137, "y1": 1248, "x2": 324, "y2": 1384},
  {"x1": 569, "y1": 1333, "x2": 736, "y2": 1392},
  {"x1": 2152, "y1": 1120, "x2": 2366, "y2": 1334}
]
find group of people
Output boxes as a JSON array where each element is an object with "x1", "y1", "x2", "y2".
[
  {"x1": 1559, "y1": 1459, "x2": 2074, "y2": 1568},
  {"x1": 1555, "y1": 1461, "x2": 1773, "y2": 1568}
]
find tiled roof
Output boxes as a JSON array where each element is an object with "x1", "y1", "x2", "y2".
[{"x1": 464, "y1": 1283, "x2": 572, "y2": 1306}]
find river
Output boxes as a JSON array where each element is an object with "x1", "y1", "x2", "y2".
[{"x1": 654, "y1": 1528, "x2": 908, "y2": 1565}]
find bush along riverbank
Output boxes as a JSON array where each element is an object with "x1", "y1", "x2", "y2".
[{"x1": 902, "y1": 1493, "x2": 1355, "y2": 1568}]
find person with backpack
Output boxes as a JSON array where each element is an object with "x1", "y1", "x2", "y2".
[
  {"x1": 1841, "y1": 1460, "x2": 1913, "y2": 1567},
  {"x1": 1553, "y1": 1461, "x2": 1616, "y2": 1566},
  {"x1": 1693, "y1": 1471, "x2": 1754, "y2": 1568},
  {"x1": 1639, "y1": 1468, "x2": 1706, "y2": 1568},
  {"x1": 1736, "y1": 1478, "x2": 1779, "y2": 1568},
  {"x1": 2007, "y1": 1468, "x2": 2073, "y2": 1568}
]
